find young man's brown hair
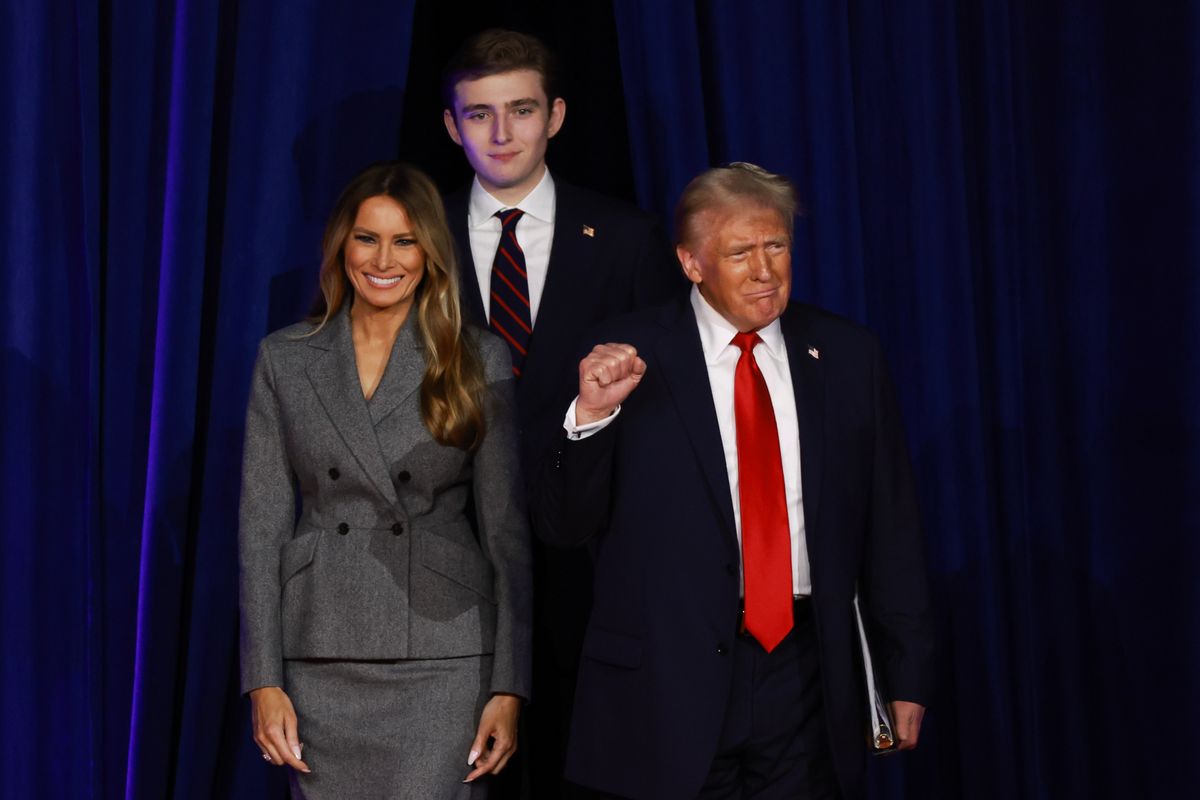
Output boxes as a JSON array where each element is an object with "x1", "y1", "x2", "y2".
[{"x1": 441, "y1": 28, "x2": 561, "y2": 112}]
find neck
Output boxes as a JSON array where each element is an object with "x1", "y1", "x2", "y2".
[
  {"x1": 348, "y1": 299, "x2": 411, "y2": 344},
  {"x1": 482, "y1": 163, "x2": 546, "y2": 207}
]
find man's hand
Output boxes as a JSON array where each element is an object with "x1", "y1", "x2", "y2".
[
  {"x1": 250, "y1": 686, "x2": 311, "y2": 772},
  {"x1": 888, "y1": 700, "x2": 925, "y2": 751},
  {"x1": 576, "y1": 343, "x2": 646, "y2": 425},
  {"x1": 464, "y1": 693, "x2": 521, "y2": 782}
]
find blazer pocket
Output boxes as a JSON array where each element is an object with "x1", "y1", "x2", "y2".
[
  {"x1": 279, "y1": 530, "x2": 320, "y2": 585},
  {"x1": 582, "y1": 626, "x2": 643, "y2": 669},
  {"x1": 419, "y1": 532, "x2": 496, "y2": 602}
]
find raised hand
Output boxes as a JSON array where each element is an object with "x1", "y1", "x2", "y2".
[{"x1": 576, "y1": 343, "x2": 646, "y2": 425}]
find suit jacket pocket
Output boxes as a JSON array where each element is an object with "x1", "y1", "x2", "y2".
[
  {"x1": 279, "y1": 530, "x2": 320, "y2": 585},
  {"x1": 582, "y1": 626, "x2": 643, "y2": 669},
  {"x1": 420, "y1": 531, "x2": 496, "y2": 602}
]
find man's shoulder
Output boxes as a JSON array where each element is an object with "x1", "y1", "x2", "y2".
[
  {"x1": 554, "y1": 179, "x2": 659, "y2": 230},
  {"x1": 782, "y1": 301, "x2": 886, "y2": 361}
]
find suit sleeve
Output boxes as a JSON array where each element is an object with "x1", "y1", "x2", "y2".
[
  {"x1": 860, "y1": 340, "x2": 936, "y2": 706},
  {"x1": 237, "y1": 340, "x2": 296, "y2": 694},
  {"x1": 473, "y1": 337, "x2": 535, "y2": 699},
  {"x1": 531, "y1": 414, "x2": 619, "y2": 549}
]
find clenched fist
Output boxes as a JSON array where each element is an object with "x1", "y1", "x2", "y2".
[{"x1": 577, "y1": 343, "x2": 646, "y2": 425}]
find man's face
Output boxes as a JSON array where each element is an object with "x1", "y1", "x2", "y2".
[
  {"x1": 676, "y1": 204, "x2": 792, "y2": 332},
  {"x1": 443, "y1": 69, "x2": 566, "y2": 204}
]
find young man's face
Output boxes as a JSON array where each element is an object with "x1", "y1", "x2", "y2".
[{"x1": 443, "y1": 69, "x2": 566, "y2": 205}]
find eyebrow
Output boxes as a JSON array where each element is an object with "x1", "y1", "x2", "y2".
[
  {"x1": 351, "y1": 226, "x2": 415, "y2": 238},
  {"x1": 459, "y1": 97, "x2": 542, "y2": 114}
]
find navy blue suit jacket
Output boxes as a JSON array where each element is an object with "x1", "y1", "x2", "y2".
[
  {"x1": 534, "y1": 296, "x2": 935, "y2": 800},
  {"x1": 444, "y1": 180, "x2": 682, "y2": 478}
]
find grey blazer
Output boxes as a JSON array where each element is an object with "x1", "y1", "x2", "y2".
[{"x1": 238, "y1": 306, "x2": 532, "y2": 700}]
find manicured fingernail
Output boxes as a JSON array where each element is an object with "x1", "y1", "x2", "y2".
[
  {"x1": 468, "y1": 749, "x2": 480, "y2": 766},
  {"x1": 292, "y1": 745, "x2": 302, "y2": 760}
]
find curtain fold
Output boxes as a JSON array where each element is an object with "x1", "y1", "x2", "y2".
[{"x1": 612, "y1": 2, "x2": 1197, "y2": 798}]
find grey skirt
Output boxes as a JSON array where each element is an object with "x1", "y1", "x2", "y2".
[{"x1": 285, "y1": 655, "x2": 492, "y2": 800}]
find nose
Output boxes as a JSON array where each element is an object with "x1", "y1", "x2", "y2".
[
  {"x1": 749, "y1": 248, "x2": 774, "y2": 280},
  {"x1": 375, "y1": 242, "x2": 397, "y2": 269},
  {"x1": 492, "y1": 114, "x2": 512, "y2": 144}
]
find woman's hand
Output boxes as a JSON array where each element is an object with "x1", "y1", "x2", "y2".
[
  {"x1": 250, "y1": 686, "x2": 311, "y2": 772},
  {"x1": 463, "y1": 693, "x2": 521, "y2": 782}
]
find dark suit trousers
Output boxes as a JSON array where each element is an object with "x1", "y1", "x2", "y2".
[{"x1": 699, "y1": 598, "x2": 839, "y2": 800}]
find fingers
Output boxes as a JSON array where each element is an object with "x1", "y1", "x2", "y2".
[
  {"x1": 581, "y1": 343, "x2": 643, "y2": 386},
  {"x1": 463, "y1": 732, "x2": 517, "y2": 782},
  {"x1": 888, "y1": 700, "x2": 925, "y2": 751}
]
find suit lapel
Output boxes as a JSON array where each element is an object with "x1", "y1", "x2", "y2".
[
  {"x1": 654, "y1": 300, "x2": 739, "y2": 547},
  {"x1": 782, "y1": 308, "x2": 824, "y2": 531},
  {"x1": 521, "y1": 183, "x2": 595, "y2": 407},
  {"x1": 305, "y1": 308, "x2": 402, "y2": 509}
]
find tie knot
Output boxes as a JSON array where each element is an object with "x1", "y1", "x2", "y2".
[
  {"x1": 497, "y1": 208, "x2": 525, "y2": 231},
  {"x1": 731, "y1": 331, "x2": 762, "y2": 354}
]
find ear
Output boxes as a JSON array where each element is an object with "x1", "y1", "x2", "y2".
[
  {"x1": 547, "y1": 97, "x2": 567, "y2": 139},
  {"x1": 676, "y1": 243, "x2": 703, "y2": 285},
  {"x1": 443, "y1": 109, "x2": 463, "y2": 146}
]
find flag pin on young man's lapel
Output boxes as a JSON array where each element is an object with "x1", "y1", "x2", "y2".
[
  {"x1": 808, "y1": 346, "x2": 820, "y2": 360},
  {"x1": 582, "y1": 224, "x2": 595, "y2": 238}
]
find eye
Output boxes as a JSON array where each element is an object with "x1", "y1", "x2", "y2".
[
  {"x1": 354, "y1": 233, "x2": 376, "y2": 245},
  {"x1": 466, "y1": 111, "x2": 490, "y2": 122},
  {"x1": 513, "y1": 106, "x2": 534, "y2": 116},
  {"x1": 395, "y1": 238, "x2": 417, "y2": 247}
]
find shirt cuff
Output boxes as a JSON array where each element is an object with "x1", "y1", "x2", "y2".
[{"x1": 563, "y1": 397, "x2": 621, "y2": 440}]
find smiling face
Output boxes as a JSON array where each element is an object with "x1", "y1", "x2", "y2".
[
  {"x1": 342, "y1": 195, "x2": 426, "y2": 314},
  {"x1": 676, "y1": 204, "x2": 792, "y2": 332},
  {"x1": 443, "y1": 69, "x2": 565, "y2": 205}
]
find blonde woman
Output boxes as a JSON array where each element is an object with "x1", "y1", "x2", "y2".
[{"x1": 238, "y1": 162, "x2": 531, "y2": 799}]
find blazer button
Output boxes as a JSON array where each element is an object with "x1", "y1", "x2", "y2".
[
  {"x1": 328, "y1": 467, "x2": 340, "y2": 480},
  {"x1": 337, "y1": 522, "x2": 349, "y2": 535},
  {"x1": 396, "y1": 470, "x2": 411, "y2": 483},
  {"x1": 391, "y1": 522, "x2": 404, "y2": 536},
  {"x1": 716, "y1": 644, "x2": 729, "y2": 656}
]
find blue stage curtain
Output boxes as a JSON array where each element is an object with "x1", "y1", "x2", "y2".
[
  {"x1": 5, "y1": 0, "x2": 1198, "y2": 798},
  {"x1": 614, "y1": 1, "x2": 1199, "y2": 798},
  {"x1": 2, "y1": 1, "x2": 416, "y2": 797}
]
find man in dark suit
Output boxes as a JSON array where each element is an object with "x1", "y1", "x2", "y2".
[
  {"x1": 440, "y1": 29, "x2": 681, "y2": 797},
  {"x1": 535, "y1": 163, "x2": 935, "y2": 799}
]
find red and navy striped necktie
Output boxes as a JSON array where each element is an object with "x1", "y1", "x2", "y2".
[{"x1": 489, "y1": 208, "x2": 532, "y2": 377}]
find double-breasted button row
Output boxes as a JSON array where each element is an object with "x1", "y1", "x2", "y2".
[
  {"x1": 328, "y1": 467, "x2": 340, "y2": 480},
  {"x1": 391, "y1": 522, "x2": 404, "y2": 536},
  {"x1": 337, "y1": 522, "x2": 349, "y2": 535},
  {"x1": 396, "y1": 470, "x2": 411, "y2": 483}
]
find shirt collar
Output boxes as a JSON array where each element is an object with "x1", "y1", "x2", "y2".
[
  {"x1": 468, "y1": 169, "x2": 556, "y2": 229},
  {"x1": 689, "y1": 285, "x2": 786, "y2": 365}
]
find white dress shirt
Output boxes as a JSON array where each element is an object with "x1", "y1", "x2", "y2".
[
  {"x1": 563, "y1": 287, "x2": 810, "y2": 595},
  {"x1": 467, "y1": 169, "x2": 556, "y2": 326}
]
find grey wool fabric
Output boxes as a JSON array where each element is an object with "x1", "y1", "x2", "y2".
[{"x1": 238, "y1": 305, "x2": 532, "y2": 794}]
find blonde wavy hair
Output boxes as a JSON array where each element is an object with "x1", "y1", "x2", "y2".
[{"x1": 310, "y1": 161, "x2": 486, "y2": 450}]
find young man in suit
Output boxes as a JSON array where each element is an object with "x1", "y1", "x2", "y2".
[
  {"x1": 535, "y1": 163, "x2": 935, "y2": 799},
  {"x1": 441, "y1": 28, "x2": 681, "y2": 797}
]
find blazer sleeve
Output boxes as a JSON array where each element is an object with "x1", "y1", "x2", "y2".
[
  {"x1": 472, "y1": 335, "x2": 535, "y2": 698},
  {"x1": 860, "y1": 339, "x2": 936, "y2": 706},
  {"x1": 237, "y1": 340, "x2": 296, "y2": 694}
]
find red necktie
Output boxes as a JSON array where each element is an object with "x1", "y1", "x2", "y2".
[
  {"x1": 732, "y1": 331, "x2": 793, "y2": 652},
  {"x1": 489, "y1": 208, "x2": 532, "y2": 377}
]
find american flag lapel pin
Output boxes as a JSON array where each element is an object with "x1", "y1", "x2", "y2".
[
  {"x1": 582, "y1": 224, "x2": 595, "y2": 238},
  {"x1": 808, "y1": 346, "x2": 820, "y2": 360}
]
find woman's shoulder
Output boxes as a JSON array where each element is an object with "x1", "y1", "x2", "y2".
[{"x1": 464, "y1": 324, "x2": 513, "y2": 383}]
